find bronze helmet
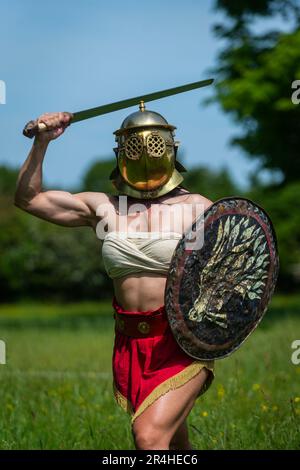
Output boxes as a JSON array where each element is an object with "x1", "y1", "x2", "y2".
[{"x1": 109, "y1": 101, "x2": 186, "y2": 198}]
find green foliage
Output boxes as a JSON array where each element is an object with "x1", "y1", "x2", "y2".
[
  {"x1": 246, "y1": 181, "x2": 300, "y2": 289},
  {"x1": 215, "y1": 0, "x2": 299, "y2": 18},
  {"x1": 0, "y1": 199, "x2": 112, "y2": 301},
  {"x1": 211, "y1": 0, "x2": 300, "y2": 183},
  {"x1": 184, "y1": 166, "x2": 239, "y2": 201},
  {"x1": 81, "y1": 157, "x2": 118, "y2": 194},
  {"x1": 0, "y1": 165, "x2": 18, "y2": 195}
]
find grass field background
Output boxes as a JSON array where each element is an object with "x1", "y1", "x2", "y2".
[{"x1": 0, "y1": 296, "x2": 299, "y2": 450}]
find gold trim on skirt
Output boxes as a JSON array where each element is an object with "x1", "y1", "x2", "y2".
[{"x1": 113, "y1": 360, "x2": 215, "y2": 424}]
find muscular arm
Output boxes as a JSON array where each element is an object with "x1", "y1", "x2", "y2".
[{"x1": 14, "y1": 112, "x2": 100, "y2": 227}]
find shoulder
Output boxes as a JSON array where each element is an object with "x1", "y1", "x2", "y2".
[
  {"x1": 158, "y1": 187, "x2": 214, "y2": 209},
  {"x1": 185, "y1": 193, "x2": 214, "y2": 211}
]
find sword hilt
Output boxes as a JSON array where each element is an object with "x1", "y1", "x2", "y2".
[{"x1": 23, "y1": 120, "x2": 48, "y2": 139}]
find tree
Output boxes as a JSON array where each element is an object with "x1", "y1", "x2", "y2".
[
  {"x1": 0, "y1": 202, "x2": 113, "y2": 301},
  {"x1": 0, "y1": 163, "x2": 114, "y2": 301},
  {"x1": 246, "y1": 181, "x2": 300, "y2": 290},
  {"x1": 214, "y1": 0, "x2": 299, "y2": 18},
  {"x1": 0, "y1": 165, "x2": 18, "y2": 195},
  {"x1": 210, "y1": 0, "x2": 300, "y2": 184},
  {"x1": 81, "y1": 157, "x2": 118, "y2": 194},
  {"x1": 183, "y1": 166, "x2": 239, "y2": 201}
]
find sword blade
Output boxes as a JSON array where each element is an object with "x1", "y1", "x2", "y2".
[{"x1": 71, "y1": 78, "x2": 214, "y2": 124}]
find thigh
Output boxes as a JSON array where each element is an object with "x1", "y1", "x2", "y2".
[
  {"x1": 170, "y1": 420, "x2": 191, "y2": 450},
  {"x1": 132, "y1": 367, "x2": 210, "y2": 440}
]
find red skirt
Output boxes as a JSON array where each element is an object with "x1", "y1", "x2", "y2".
[{"x1": 112, "y1": 296, "x2": 215, "y2": 423}]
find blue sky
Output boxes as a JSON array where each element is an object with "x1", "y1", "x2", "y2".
[{"x1": 0, "y1": 0, "x2": 288, "y2": 191}]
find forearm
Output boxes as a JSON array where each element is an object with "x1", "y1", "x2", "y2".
[{"x1": 14, "y1": 138, "x2": 49, "y2": 207}]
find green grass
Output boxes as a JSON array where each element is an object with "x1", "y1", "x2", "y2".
[{"x1": 0, "y1": 297, "x2": 299, "y2": 449}]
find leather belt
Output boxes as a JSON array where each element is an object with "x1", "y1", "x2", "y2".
[{"x1": 113, "y1": 311, "x2": 169, "y2": 338}]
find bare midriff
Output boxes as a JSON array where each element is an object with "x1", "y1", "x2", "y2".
[{"x1": 113, "y1": 273, "x2": 167, "y2": 311}]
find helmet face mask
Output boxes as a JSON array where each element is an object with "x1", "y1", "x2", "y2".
[
  {"x1": 117, "y1": 128, "x2": 175, "y2": 191},
  {"x1": 110, "y1": 103, "x2": 186, "y2": 199}
]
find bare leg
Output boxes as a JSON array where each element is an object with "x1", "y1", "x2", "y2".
[
  {"x1": 132, "y1": 367, "x2": 211, "y2": 450},
  {"x1": 169, "y1": 420, "x2": 192, "y2": 450}
]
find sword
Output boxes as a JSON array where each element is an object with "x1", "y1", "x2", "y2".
[{"x1": 23, "y1": 78, "x2": 214, "y2": 138}]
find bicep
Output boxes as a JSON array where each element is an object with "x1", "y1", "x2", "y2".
[{"x1": 22, "y1": 190, "x2": 94, "y2": 227}]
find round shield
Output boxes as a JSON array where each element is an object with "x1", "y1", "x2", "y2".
[{"x1": 165, "y1": 197, "x2": 279, "y2": 360}]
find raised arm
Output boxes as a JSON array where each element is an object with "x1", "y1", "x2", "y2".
[{"x1": 14, "y1": 112, "x2": 98, "y2": 227}]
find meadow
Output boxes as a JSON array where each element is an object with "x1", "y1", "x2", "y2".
[{"x1": 0, "y1": 296, "x2": 299, "y2": 450}]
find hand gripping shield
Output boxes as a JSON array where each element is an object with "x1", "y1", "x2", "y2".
[{"x1": 165, "y1": 197, "x2": 279, "y2": 360}]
